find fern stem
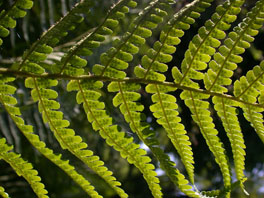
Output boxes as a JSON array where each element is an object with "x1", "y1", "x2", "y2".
[{"x1": 1, "y1": 68, "x2": 264, "y2": 109}]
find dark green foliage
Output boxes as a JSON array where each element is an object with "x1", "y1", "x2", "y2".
[{"x1": 0, "y1": 0, "x2": 264, "y2": 198}]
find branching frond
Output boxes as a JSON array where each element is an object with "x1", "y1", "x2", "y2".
[
  {"x1": 0, "y1": 81, "x2": 102, "y2": 197},
  {"x1": 204, "y1": 0, "x2": 264, "y2": 188},
  {"x1": 0, "y1": 0, "x2": 264, "y2": 197},
  {"x1": 67, "y1": 79, "x2": 163, "y2": 198}
]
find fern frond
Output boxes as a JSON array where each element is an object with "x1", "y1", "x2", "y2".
[
  {"x1": 177, "y1": 0, "x2": 244, "y2": 86},
  {"x1": 134, "y1": 0, "x2": 214, "y2": 185},
  {"x1": 13, "y1": 0, "x2": 92, "y2": 72},
  {"x1": 0, "y1": 83, "x2": 102, "y2": 198},
  {"x1": 202, "y1": 1, "x2": 264, "y2": 187},
  {"x1": 205, "y1": 0, "x2": 264, "y2": 93},
  {"x1": 212, "y1": 96, "x2": 246, "y2": 187},
  {"x1": 234, "y1": 61, "x2": 264, "y2": 143},
  {"x1": 93, "y1": 0, "x2": 173, "y2": 78},
  {"x1": 67, "y1": 80, "x2": 163, "y2": 198},
  {"x1": 0, "y1": 186, "x2": 9, "y2": 198},
  {"x1": 0, "y1": 0, "x2": 33, "y2": 46},
  {"x1": 180, "y1": 90, "x2": 231, "y2": 190},
  {"x1": 9, "y1": 1, "x2": 127, "y2": 196},
  {"x1": 172, "y1": 0, "x2": 247, "y2": 190},
  {"x1": 58, "y1": 0, "x2": 137, "y2": 76},
  {"x1": 0, "y1": 138, "x2": 48, "y2": 198},
  {"x1": 24, "y1": 77, "x2": 127, "y2": 198}
]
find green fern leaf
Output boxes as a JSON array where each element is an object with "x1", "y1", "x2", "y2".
[
  {"x1": 93, "y1": 0, "x2": 173, "y2": 78},
  {"x1": 25, "y1": 77, "x2": 127, "y2": 198},
  {"x1": 0, "y1": 79, "x2": 103, "y2": 197},
  {"x1": 202, "y1": 1, "x2": 264, "y2": 187},
  {"x1": 58, "y1": 0, "x2": 137, "y2": 75},
  {"x1": 212, "y1": 96, "x2": 246, "y2": 185},
  {"x1": 0, "y1": 186, "x2": 9, "y2": 198},
  {"x1": 135, "y1": 0, "x2": 215, "y2": 185},
  {"x1": 68, "y1": 80, "x2": 163, "y2": 198},
  {"x1": 180, "y1": 90, "x2": 231, "y2": 190},
  {"x1": 0, "y1": 138, "x2": 48, "y2": 198},
  {"x1": 176, "y1": 0, "x2": 245, "y2": 86},
  {"x1": 13, "y1": 0, "x2": 92, "y2": 73},
  {"x1": 0, "y1": 0, "x2": 33, "y2": 45},
  {"x1": 234, "y1": 61, "x2": 264, "y2": 143},
  {"x1": 205, "y1": 0, "x2": 264, "y2": 93}
]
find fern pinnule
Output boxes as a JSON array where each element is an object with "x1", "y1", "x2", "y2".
[
  {"x1": 24, "y1": 77, "x2": 127, "y2": 198},
  {"x1": 0, "y1": 138, "x2": 48, "y2": 198},
  {"x1": 58, "y1": 0, "x2": 137, "y2": 76},
  {"x1": 0, "y1": 0, "x2": 33, "y2": 46},
  {"x1": 0, "y1": 84, "x2": 103, "y2": 197},
  {"x1": 67, "y1": 80, "x2": 163, "y2": 198},
  {"x1": 234, "y1": 61, "x2": 264, "y2": 143},
  {"x1": 0, "y1": 186, "x2": 9, "y2": 198}
]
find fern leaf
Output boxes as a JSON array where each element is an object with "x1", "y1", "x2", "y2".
[
  {"x1": 58, "y1": 0, "x2": 137, "y2": 75},
  {"x1": 0, "y1": 186, "x2": 9, "y2": 198},
  {"x1": 13, "y1": 0, "x2": 92, "y2": 72},
  {"x1": 93, "y1": 0, "x2": 173, "y2": 78},
  {"x1": 134, "y1": 0, "x2": 214, "y2": 184},
  {"x1": 176, "y1": 0, "x2": 244, "y2": 86},
  {"x1": 11, "y1": 1, "x2": 127, "y2": 196},
  {"x1": 212, "y1": 97, "x2": 246, "y2": 186},
  {"x1": 180, "y1": 90, "x2": 231, "y2": 189},
  {"x1": 0, "y1": 138, "x2": 48, "y2": 198},
  {"x1": 234, "y1": 61, "x2": 264, "y2": 143},
  {"x1": 0, "y1": 0, "x2": 33, "y2": 45},
  {"x1": 68, "y1": 80, "x2": 163, "y2": 198},
  {"x1": 0, "y1": 84, "x2": 103, "y2": 198},
  {"x1": 24, "y1": 77, "x2": 127, "y2": 198},
  {"x1": 172, "y1": 0, "x2": 247, "y2": 190},
  {"x1": 205, "y1": 0, "x2": 264, "y2": 93},
  {"x1": 202, "y1": 1, "x2": 264, "y2": 187}
]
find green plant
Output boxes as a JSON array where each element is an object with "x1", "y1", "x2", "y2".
[{"x1": 0, "y1": 0, "x2": 264, "y2": 197}]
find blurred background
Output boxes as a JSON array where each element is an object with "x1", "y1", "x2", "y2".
[{"x1": 0, "y1": 0, "x2": 263, "y2": 197}]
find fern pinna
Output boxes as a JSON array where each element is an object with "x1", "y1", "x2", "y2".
[{"x1": 0, "y1": 0, "x2": 264, "y2": 197}]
